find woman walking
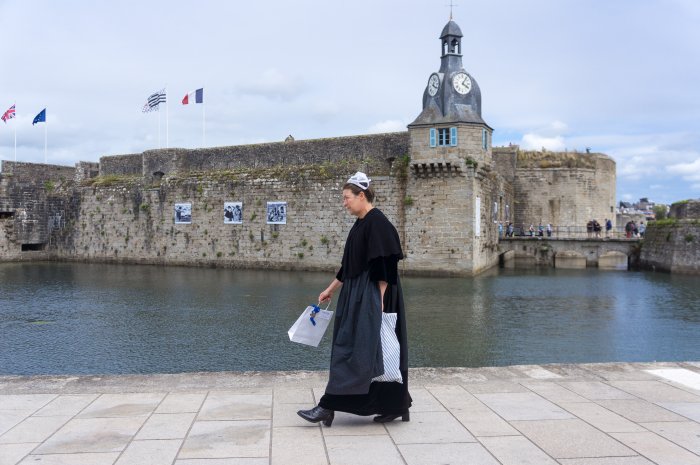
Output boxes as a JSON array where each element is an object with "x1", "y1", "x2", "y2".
[{"x1": 297, "y1": 172, "x2": 412, "y2": 426}]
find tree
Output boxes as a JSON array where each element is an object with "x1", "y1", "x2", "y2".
[{"x1": 653, "y1": 205, "x2": 667, "y2": 220}]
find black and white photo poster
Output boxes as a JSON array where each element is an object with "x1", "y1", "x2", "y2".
[
  {"x1": 174, "y1": 203, "x2": 192, "y2": 224},
  {"x1": 267, "y1": 201, "x2": 287, "y2": 224},
  {"x1": 223, "y1": 202, "x2": 243, "y2": 224}
]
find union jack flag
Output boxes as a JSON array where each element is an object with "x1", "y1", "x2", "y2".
[{"x1": 1, "y1": 104, "x2": 15, "y2": 123}]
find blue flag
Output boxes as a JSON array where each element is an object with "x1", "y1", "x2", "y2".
[{"x1": 32, "y1": 108, "x2": 46, "y2": 125}]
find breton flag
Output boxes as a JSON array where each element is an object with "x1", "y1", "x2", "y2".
[
  {"x1": 182, "y1": 88, "x2": 203, "y2": 105},
  {"x1": 33, "y1": 108, "x2": 46, "y2": 125},
  {"x1": 142, "y1": 89, "x2": 166, "y2": 112},
  {"x1": 1, "y1": 104, "x2": 15, "y2": 123}
]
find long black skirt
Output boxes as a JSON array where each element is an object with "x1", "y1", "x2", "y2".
[{"x1": 319, "y1": 370, "x2": 411, "y2": 415}]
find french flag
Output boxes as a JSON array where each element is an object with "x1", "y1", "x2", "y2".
[{"x1": 182, "y1": 88, "x2": 204, "y2": 105}]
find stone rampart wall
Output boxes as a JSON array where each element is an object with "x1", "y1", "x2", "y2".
[
  {"x1": 670, "y1": 200, "x2": 700, "y2": 219},
  {"x1": 98, "y1": 154, "x2": 143, "y2": 177},
  {"x1": 640, "y1": 220, "x2": 700, "y2": 274},
  {"x1": 492, "y1": 147, "x2": 517, "y2": 182},
  {"x1": 512, "y1": 153, "x2": 616, "y2": 232},
  {"x1": 0, "y1": 162, "x2": 79, "y2": 247},
  {"x1": 0, "y1": 161, "x2": 76, "y2": 183},
  {"x1": 52, "y1": 174, "x2": 404, "y2": 272},
  {"x1": 99, "y1": 133, "x2": 410, "y2": 180}
]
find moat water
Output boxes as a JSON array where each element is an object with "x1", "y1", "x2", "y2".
[{"x1": 1, "y1": 262, "x2": 698, "y2": 376}]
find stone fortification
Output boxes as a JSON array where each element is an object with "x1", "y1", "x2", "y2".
[
  {"x1": 494, "y1": 148, "x2": 616, "y2": 232},
  {"x1": 53, "y1": 168, "x2": 403, "y2": 272},
  {"x1": 0, "y1": 140, "x2": 616, "y2": 276},
  {"x1": 0, "y1": 161, "x2": 80, "y2": 259},
  {"x1": 670, "y1": 199, "x2": 700, "y2": 219},
  {"x1": 99, "y1": 133, "x2": 410, "y2": 180},
  {"x1": 99, "y1": 154, "x2": 142, "y2": 177},
  {"x1": 640, "y1": 200, "x2": 700, "y2": 274}
]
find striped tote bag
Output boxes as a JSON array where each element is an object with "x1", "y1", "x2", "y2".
[{"x1": 372, "y1": 312, "x2": 403, "y2": 383}]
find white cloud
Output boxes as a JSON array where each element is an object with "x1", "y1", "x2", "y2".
[
  {"x1": 310, "y1": 100, "x2": 341, "y2": 121},
  {"x1": 367, "y1": 120, "x2": 407, "y2": 134},
  {"x1": 667, "y1": 158, "x2": 700, "y2": 181},
  {"x1": 520, "y1": 133, "x2": 566, "y2": 151},
  {"x1": 237, "y1": 68, "x2": 306, "y2": 101}
]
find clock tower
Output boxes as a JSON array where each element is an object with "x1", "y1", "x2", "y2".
[
  {"x1": 404, "y1": 18, "x2": 499, "y2": 276},
  {"x1": 408, "y1": 19, "x2": 492, "y2": 172}
]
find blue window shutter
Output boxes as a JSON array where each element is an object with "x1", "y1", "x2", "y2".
[
  {"x1": 430, "y1": 128, "x2": 436, "y2": 147},
  {"x1": 450, "y1": 127, "x2": 457, "y2": 146}
]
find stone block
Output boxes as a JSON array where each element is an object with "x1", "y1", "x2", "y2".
[
  {"x1": 599, "y1": 251, "x2": 628, "y2": 270},
  {"x1": 511, "y1": 418, "x2": 635, "y2": 459},
  {"x1": 555, "y1": 251, "x2": 587, "y2": 269}
]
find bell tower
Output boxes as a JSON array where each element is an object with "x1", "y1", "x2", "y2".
[
  {"x1": 408, "y1": 19, "x2": 492, "y2": 175},
  {"x1": 404, "y1": 18, "x2": 499, "y2": 276}
]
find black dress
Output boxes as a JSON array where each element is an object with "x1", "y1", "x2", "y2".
[{"x1": 319, "y1": 208, "x2": 412, "y2": 416}]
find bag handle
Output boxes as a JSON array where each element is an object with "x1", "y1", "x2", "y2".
[{"x1": 309, "y1": 301, "x2": 331, "y2": 326}]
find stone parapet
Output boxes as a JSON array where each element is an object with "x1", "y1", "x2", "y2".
[
  {"x1": 640, "y1": 219, "x2": 700, "y2": 274},
  {"x1": 670, "y1": 199, "x2": 700, "y2": 219}
]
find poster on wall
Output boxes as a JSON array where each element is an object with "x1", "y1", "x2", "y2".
[
  {"x1": 267, "y1": 201, "x2": 287, "y2": 224},
  {"x1": 174, "y1": 203, "x2": 192, "y2": 224},
  {"x1": 223, "y1": 202, "x2": 243, "y2": 224}
]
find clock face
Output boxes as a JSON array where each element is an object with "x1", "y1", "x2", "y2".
[
  {"x1": 452, "y1": 72, "x2": 472, "y2": 95},
  {"x1": 427, "y1": 74, "x2": 440, "y2": 96}
]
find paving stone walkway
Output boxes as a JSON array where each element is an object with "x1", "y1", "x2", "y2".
[{"x1": 1, "y1": 362, "x2": 700, "y2": 465}]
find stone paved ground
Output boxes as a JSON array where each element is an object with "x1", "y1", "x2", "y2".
[{"x1": 1, "y1": 362, "x2": 700, "y2": 465}]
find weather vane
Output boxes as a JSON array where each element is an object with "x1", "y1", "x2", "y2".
[{"x1": 447, "y1": 0, "x2": 458, "y2": 20}]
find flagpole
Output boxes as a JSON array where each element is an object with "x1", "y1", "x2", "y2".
[
  {"x1": 44, "y1": 112, "x2": 47, "y2": 163},
  {"x1": 202, "y1": 93, "x2": 206, "y2": 147},
  {"x1": 158, "y1": 108, "x2": 161, "y2": 149},
  {"x1": 166, "y1": 86, "x2": 169, "y2": 149},
  {"x1": 14, "y1": 125, "x2": 17, "y2": 162}
]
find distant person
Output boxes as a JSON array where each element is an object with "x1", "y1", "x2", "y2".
[
  {"x1": 529, "y1": 224, "x2": 535, "y2": 237},
  {"x1": 546, "y1": 223, "x2": 552, "y2": 237},
  {"x1": 625, "y1": 221, "x2": 633, "y2": 238},
  {"x1": 538, "y1": 223, "x2": 544, "y2": 237},
  {"x1": 639, "y1": 221, "x2": 646, "y2": 237},
  {"x1": 605, "y1": 218, "x2": 612, "y2": 238},
  {"x1": 507, "y1": 223, "x2": 514, "y2": 237},
  {"x1": 632, "y1": 221, "x2": 639, "y2": 237},
  {"x1": 586, "y1": 220, "x2": 594, "y2": 238},
  {"x1": 593, "y1": 220, "x2": 602, "y2": 238},
  {"x1": 498, "y1": 222, "x2": 503, "y2": 238}
]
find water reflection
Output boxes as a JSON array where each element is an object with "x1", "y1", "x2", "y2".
[{"x1": 0, "y1": 263, "x2": 698, "y2": 375}]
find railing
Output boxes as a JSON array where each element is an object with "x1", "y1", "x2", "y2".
[{"x1": 500, "y1": 225, "x2": 643, "y2": 240}]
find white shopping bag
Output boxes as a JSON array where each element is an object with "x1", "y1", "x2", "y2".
[
  {"x1": 371, "y1": 312, "x2": 403, "y2": 383},
  {"x1": 288, "y1": 303, "x2": 333, "y2": 347}
]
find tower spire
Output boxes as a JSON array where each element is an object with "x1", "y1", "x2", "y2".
[{"x1": 448, "y1": 0, "x2": 458, "y2": 20}]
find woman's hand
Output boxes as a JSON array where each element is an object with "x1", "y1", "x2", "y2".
[
  {"x1": 319, "y1": 279, "x2": 343, "y2": 305},
  {"x1": 319, "y1": 289, "x2": 333, "y2": 304}
]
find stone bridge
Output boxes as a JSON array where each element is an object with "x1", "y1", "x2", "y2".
[{"x1": 498, "y1": 237, "x2": 642, "y2": 269}]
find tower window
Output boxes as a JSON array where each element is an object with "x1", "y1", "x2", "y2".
[
  {"x1": 438, "y1": 128, "x2": 451, "y2": 146},
  {"x1": 482, "y1": 128, "x2": 488, "y2": 150},
  {"x1": 430, "y1": 127, "x2": 458, "y2": 147}
]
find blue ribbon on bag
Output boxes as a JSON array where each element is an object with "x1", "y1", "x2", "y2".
[{"x1": 309, "y1": 304, "x2": 321, "y2": 326}]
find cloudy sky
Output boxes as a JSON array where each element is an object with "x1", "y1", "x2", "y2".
[{"x1": 1, "y1": 0, "x2": 698, "y2": 204}]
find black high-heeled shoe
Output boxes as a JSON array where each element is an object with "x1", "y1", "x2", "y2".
[
  {"x1": 373, "y1": 412, "x2": 410, "y2": 423},
  {"x1": 297, "y1": 405, "x2": 335, "y2": 426}
]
